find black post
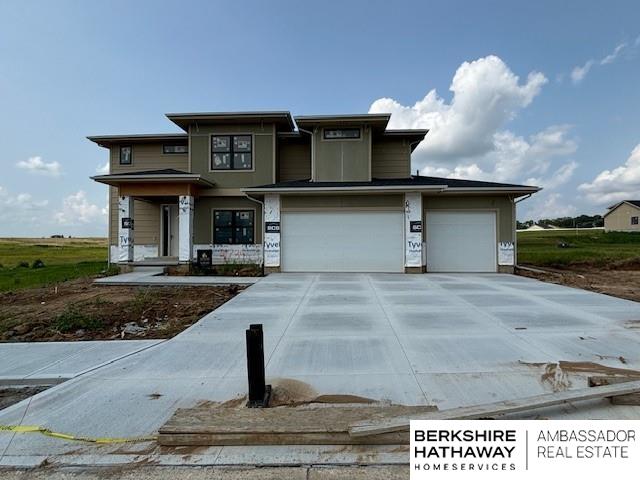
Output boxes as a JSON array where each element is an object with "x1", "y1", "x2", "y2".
[{"x1": 246, "y1": 324, "x2": 271, "y2": 407}]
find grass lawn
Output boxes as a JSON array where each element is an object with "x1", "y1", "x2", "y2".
[
  {"x1": 517, "y1": 229, "x2": 640, "y2": 268},
  {"x1": 0, "y1": 238, "x2": 110, "y2": 291}
]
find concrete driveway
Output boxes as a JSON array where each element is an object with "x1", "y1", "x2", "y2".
[{"x1": 2, "y1": 273, "x2": 640, "y2": 467}]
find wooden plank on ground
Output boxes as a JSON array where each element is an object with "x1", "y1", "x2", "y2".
[
  {"x1": 158, "y1": 404, "x2": 437, "y2": 446},
  {"x1": 588, "y1": 376, "x2": 640, "y2": 405},
  {"x1": 349, "y1": 380, "x2": 640, "y2": 438}
]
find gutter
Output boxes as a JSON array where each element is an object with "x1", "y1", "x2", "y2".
[{"x1": 242, "y1": 185, "x2": 449, "y2": 194}]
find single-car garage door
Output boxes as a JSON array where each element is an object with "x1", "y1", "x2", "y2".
[
  {"x1": 426, "y1": 211, "x2": 497, "y2": 272},
  {"x1": 281, "y1": 211, "x2": 404, "y2": 272}
]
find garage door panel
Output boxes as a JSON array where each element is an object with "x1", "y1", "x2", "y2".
[
  {"x1": 281, "y1": 211, "x2": 404, "y2": 272},
  {"x1": 426, "y1": 211, "x2": 497, "y2": 273}
]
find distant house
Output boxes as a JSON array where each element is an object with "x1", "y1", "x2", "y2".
[{"x1": 603, "y1": 201, "x2": 640, "y2": 232}]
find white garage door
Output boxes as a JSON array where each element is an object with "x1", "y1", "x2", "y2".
[
  {"x1": 281, "y1": 211, "x2": 404, "y2": 272},
  {"x1": 426, "y1": 211, "x2": 497, "y2": 272}
]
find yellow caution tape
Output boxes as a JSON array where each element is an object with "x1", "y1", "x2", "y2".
[{"x1": 0, "y1": 424, "x2": 156, "y2": 444}]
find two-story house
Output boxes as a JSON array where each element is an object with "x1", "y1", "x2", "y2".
[{"x1": 90, "y1": 111, "x2": 539, "y2": 273}]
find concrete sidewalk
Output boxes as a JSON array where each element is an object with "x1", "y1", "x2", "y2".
[
  {"x1": 0, "y1": 340, "x2": 162, "y2": 385},
  {"x1": 1, "y1": 273, "x2": 640, "y2": 467},
  {"x1": 94, "y1": 268, "x2": 261, "y2": 286}
]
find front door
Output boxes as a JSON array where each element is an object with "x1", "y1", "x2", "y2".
[{"x1": 161, "y1": 205, "x2": 179, "y2": 257}]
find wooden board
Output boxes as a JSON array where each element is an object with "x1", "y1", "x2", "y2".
[
  {"x1": 349, "y1": 380, "x2": 640, "y2": 437},
  {"x1": 588, "y1": 376, "x2": 640, "y2": 405},
  {"x1": 158, "y1": 404, "x2": 437, "y2": 446}
]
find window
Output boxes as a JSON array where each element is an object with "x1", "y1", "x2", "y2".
[
  {"x1": 214, "y1": 210, "x2": 254, "y2": 244},
  {"x1": 211, "y1": 135, "x2": 252, "y2": 170},
  {"x1": 163, "y1": 143, "x2": 188, "y2": 154},
  {"x1": 632, "y1": 216, "x2": 639, "y2": 225},
  {"x1": 323, "y1": 128, "x2": 360, "y2": 140},
  {"x1": 119, "y1": 145, "x2": 132, "y2": 165}
]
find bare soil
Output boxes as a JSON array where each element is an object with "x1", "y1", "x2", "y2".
[
  {"x1": 516, "y1": 265, "x2": 640, "y2": 303},
  {"x1": 0, "y1": 278, "x2": 243, "y2": 342},
  {"x1": 0, "y1": 386, "x2": 49, "y2": 410}
]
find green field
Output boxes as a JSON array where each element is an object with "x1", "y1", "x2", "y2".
[
  {"x1": 517, "y1": 229, "x2": 640, "y2": 268},
  {"x1": 0, "y1": 238, "x2": 110, "y2": 291}
]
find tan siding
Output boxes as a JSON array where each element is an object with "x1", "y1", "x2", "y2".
[
  {"x1": 313, "y1": 126, "x2": 371, "y2": 181},
  {"x1": 110, "y1": 143, "x2": 188, "y2": 174},
  {"x1": 281, "y1": 194, "x2": 403, "y2": 210},
  {"x1": 371, "y1": 138, "x2": 410, "y2": 178},
  {"x1": 133, "y1": 200, "x2": 161, "y2": 244},
  {"x1": 189, "y1": 123, "x2": 275, "y2": 187},
  {"x1": 278, "y1": 140, "x2": 311, "y2": 181},
  {"x1": 109, "y1": 193, "x2": 161, "y2": 245},
  {"x1": 604, "y1": 203, "x2": 640, "y2": 232}
]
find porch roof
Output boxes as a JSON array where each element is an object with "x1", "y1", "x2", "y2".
[{"x1": 91, "y1": 169, "x2": 215, "y2": 188}]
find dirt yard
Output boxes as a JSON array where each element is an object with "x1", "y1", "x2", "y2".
[
  {"x1": 0, "y1": 279, "x2": 243, "y2": 342},
  {"x1": 517, "y1": 265, "x2": 640, "y2": 303}
]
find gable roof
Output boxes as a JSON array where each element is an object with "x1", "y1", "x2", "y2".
[{"x1": 604, "y1": 200, "x2": 640, "y2": 217}]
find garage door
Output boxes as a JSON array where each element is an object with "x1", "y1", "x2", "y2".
[
  {"x1": 426, "y1": 211, "x2": 497, "y2": 272},
  {"x1": 281, "y1": 211, "x2": 404, "y2": 272}
]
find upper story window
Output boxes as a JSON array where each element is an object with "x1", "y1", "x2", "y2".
[
  {"x1": 163, "y1": 143, "x2": 188, "y2": 154},
  {"x1": 323, "y1": 128, "x2": 360, "y2": 140},
  {"x1": 632, "y1": 216, "x2": 639, "y2": 225},
  {"x1": 211, "y1": 135, "x2": 252, "y2": 170},
  {"x1": 119, "y1": 145, "x2": 132, "y2": 165}
]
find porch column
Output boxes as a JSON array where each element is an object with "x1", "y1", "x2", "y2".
[
  {"x1": 178, "y1": 195, "x2": 194, "y2": 263},
  {"x1": 118, "y1": 196, "x2": 134, "y2": 263},
  {"x1": 264, "y1": 193, "x2": 280, "y2": 272},
  {"x1": 404, "y1": 192, "x2": 424, "y2": 272}
]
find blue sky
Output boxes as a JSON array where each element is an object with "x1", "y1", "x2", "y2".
[{"x1": 0, "y1": 0, "x2": 639, "y2": 236}]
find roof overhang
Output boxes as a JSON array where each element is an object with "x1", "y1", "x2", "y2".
[
  {"x1": 166, "y1": 111, "x2": 295, "y2": 132},
  {"x1": 243, "y1": 184, "x2": 540, "y2": 197},
  {"x1": 91, "y1": 173, "x2": 215, "y2": 188},
  {"x1": 382, "y1": 129, "x2": 429, "y2": 151},
  {"x1": 294, "y1": 113, "x2": 391, "y2": 133},
  {"x1": 87, "y1": 134, "x2": 187, "y2": 148},
  {"x1": 243, "y1": 185, "x2": 448, "y2": 195}
]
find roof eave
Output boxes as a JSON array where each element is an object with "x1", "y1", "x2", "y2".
[
  {"x1": 242, "y1": 185, "x2": 448, "y2": 194},
  {"x1": 91, "y1": 174, "x2": 215, "y2": 188},
  {"x1": 165, "y1": 111, "x2": 295, "y2": 132}
]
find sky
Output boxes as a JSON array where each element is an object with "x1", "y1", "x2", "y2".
[{"x1": 0, "y1": 0, "x2": 639, "y2": 236}]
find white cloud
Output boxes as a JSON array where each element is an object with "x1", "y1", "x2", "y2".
[
  {"x1": 571, "y1": 42, "x2": 629, "y2": 84},
  {"x1": 571, "y1": 60, "x2": 595, "y2": 84},
  {"x1": 370, "y1": 55, "x2": 547, "y2": 161},
  {"x1": 578, "y1": 144, "x2": 640, "y2": 204},
  {"x1": 16, "y1": 156, "x2": 61, "y2": 177},
  {"x1": 526, "y1": 160, "x2": 578, "y2": 190},
  {"x1": 54, "y1": 190, "x2": 106, "y2": 225},
  {"x1": 96, "y1": 161, "x2": 109, "y2": 175},
  {"x1": 524, "y1": 193, "x2": 578, "y2": 221},
  {"x1": 369, "y1": 55, "x2": 581, "y2": 222},
  {"x1": 600, "y1": 43, "x2": 626, "y2": 65}
]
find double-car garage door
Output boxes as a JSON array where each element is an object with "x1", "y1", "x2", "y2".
[
  {"x1": 281, "y1": 211, "x2": 404, "y2": 272},
  {"x1": 280, "y1": 210, "x2": 498, "y2": 273}
]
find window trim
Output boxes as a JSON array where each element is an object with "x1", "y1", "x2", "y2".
[
  {"x1": 210, "y1": 133, "x2": 254, "y2": 171},
  {"x1": 213, "y1": 209, "x2": 256, "y2": 245},
  {"x1": 632, "y1": 216, "x2": 639, "y2": 226},
  {"x1": 162, "y1": 143, "x2": 189, "y2": 155},
  {"x1": 322, "y1": 127, "x2": 361, "y2": 141},
  {"x1": 119, "y1": 145, "x2": 133, "y2": 165}
]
